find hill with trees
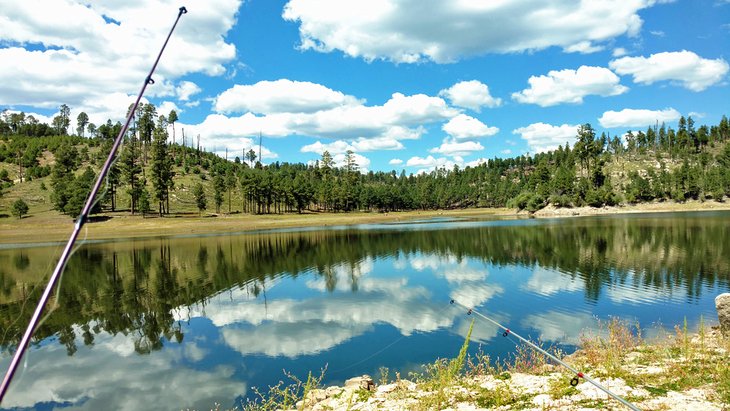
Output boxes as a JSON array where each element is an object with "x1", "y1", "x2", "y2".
[{"x1": 1, "y1": 105, "x2": 730, "y2": 220}]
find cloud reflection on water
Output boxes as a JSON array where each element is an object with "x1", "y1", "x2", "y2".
[
  {"x1": 175, "y1": 252, "x2": 503, "y2": 359},
  {"x1": 0, "y1": 329, "x2": 244, "y2": 411}
]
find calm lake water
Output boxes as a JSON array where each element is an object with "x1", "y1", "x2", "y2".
[{"x1": 1, "y1": 211, "x2": 729, "y2": 410}]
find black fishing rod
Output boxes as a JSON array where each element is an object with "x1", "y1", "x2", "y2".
[
  {"x1": 0, "y1": 6, "x2": 188, "y2": 402},
  {"x1": 450, "y1": 300, "x2": 642, "y2": 411}
]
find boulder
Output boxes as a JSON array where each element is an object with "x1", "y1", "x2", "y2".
[
  {"x1": 344, "y1": 375, "x2": 375, "y2": 391},
  {"x1": 716, "y1": 293, "x2": 730, "y2": 337}
]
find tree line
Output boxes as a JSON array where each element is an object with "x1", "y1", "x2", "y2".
[{"x1": 1, "y1": 104, "x2": 730, "y2": 217}]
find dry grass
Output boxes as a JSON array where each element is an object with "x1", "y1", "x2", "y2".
[
  {"x1": 0, "y1": 207, "x2": 512, "y2": 244},
  {"x1": 577, "y1": 317, "x2": 643, "y2": 377}
]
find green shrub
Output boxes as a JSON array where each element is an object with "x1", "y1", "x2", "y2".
[
  {"x1": 526, "y1": 194, "x2": 545, "y2": 212},
  {"x1": 11, "y1": 198, "x2": 29, "y2": 219},
  {"x1": 549, "y1": 194, "x2": 572, "y2": 208}
]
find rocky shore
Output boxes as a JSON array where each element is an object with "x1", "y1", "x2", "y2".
[
  {"x1": 277, "y1": 327, "x2": 728, "y2": 411},
  {"x1": 527, "y1": 200, "x2": 730, "y2": 219}
]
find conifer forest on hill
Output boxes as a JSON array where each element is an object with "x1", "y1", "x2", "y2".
[{"x1": 1, "y1": 105, "x2": 730, "y2": 218}]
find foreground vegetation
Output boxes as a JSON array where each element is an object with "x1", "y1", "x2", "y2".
[
  {"x1": 1, "y1": 106, "x2": 730, "y2": 222},
  {"x1": 238, "y1": 319, "x2": 729, "y2": 411}
]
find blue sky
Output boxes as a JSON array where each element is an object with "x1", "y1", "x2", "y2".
[{"x1": 1, "y1": 0, "x2": 729, "y2": 172}]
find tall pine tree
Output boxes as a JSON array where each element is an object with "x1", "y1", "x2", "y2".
[{"x1": 150, "y1": 116, "x2": 174, "y2": 216}]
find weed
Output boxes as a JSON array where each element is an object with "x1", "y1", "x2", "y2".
[
  {"x1": 231, "y1": 319, "x2": 730, "y2": 411},
  {"x1": 495, "y1": 371, "x2": 511, "y2": 381},
  {"x1": 378, "y1": 366, "x2": 390, "y2": 385},
  {"x1": 473, "y1": 384, "x2": 528, "y2": 408},
  {"x1": 506, "y1": 339, "x2": 564, "y2": 375},
  {"x1": 415, "y1": 318, "x2": 475, "y2": 409},
  {"x1": 464, "y1": 345, "x2": 496, "y2": 378},
  {"x1": 547, "y1": 374, "x2": 579, "y2": 399},
  {"x1": 643, "y1": 385, "x2": 668, "y2": 396},
  {"x1": 716, "y1": 361, "x2": 730, "y2": 405},
  {"x1": 343, "y1": 388, "x2": 372, "y2": 410},
  {"x1": 241, "y1": 367, "x2": 326, "y2": 411},
  {"x1": 578, "y1": 317, "x2": 641, "y2": 377},
  {"x1": 449, "y1": 318, "x2": 474, "y2": 379},
  {"x1": 508, "y1": 341, "x2": 548, "y2": 373}
]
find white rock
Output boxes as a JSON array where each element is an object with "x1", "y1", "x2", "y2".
[
  {"x1": 325, "y1": 386, "x2": 343, "y2": 397},
  {"x1": 345, "y1": 375, "x2": 375, "y2": 391},
  {"x1": 376, "y1": 383, "x2": 398, "y2": 394},
  {"x1": 715, "y1": 293, "x2": 730, "y2": 337},
  {"x1": 532, "y1": 393, "x2": 553, "y2": 407}
]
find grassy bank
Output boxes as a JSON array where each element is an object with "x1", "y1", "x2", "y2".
[
  {"x1": 0, "y1": 207, "x2": 512, "y2": 244},
  {"x1": 3, "y1": 200, "x2": 730, "y2": 245},
  {"x1": 238, "y1": 319, "x2": 729, "y2": 411}
]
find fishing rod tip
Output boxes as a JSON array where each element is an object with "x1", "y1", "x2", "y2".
[{"x1": 179, "y1": 6, "x2": 188, "y2": 14}]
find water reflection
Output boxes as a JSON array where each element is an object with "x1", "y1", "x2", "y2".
[
  {"x1": 0, "y1": 212, "x2": 728, "y2": 410},
  {"x1": 1, "y1": 329, "x2": 243, "y2": 410}
]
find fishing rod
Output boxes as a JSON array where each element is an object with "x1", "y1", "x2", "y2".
[
  {"x1": 0, "y1": 6, "x2": 188, "y2": 402},
  {"x1": 450, "y1": 300, "x2": 642, "y2": 411}
]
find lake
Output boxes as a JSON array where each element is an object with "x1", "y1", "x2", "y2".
[{"x1": 1, "y1": 211, "x2": 728, "y2": 410}]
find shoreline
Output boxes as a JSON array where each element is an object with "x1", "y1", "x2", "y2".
[
  {"x1": 2, "y1": 200, "x2": 730, "y2": 245},
  {"x1": 529, "y1": 200, "x2": 730, "y2": 219},
  {"x1": 261, "y1": 325, "x2": 729, "y2": 411}
]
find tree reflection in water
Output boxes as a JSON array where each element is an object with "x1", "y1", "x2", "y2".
[{"x1": 0, "y1": 212, "x2": 728, "y2": 354}]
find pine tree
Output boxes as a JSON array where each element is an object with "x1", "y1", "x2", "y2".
[
  {"x1": 245, "y1": 149, "x2": 257, "y2": 167},
  {"x1": 193, "y1": 183, "x2": 206, "y2": 215},
  {"x1": 120, "y1": 132, "x2": 143, "y2": 214},
  {"x1": 213, "y1": 172, "x2": 225, "y2": 213},
  {"x1": 150, "y1": 117, "x2": 174, "y2": 216},
  {"x1": 76, "y1": 112, "x2": 89, "y2": 137},
  {"x1": 225, "y1": 167, "x2": 237, "y2": 213},
  {"x1": 138, "y1": 103, "x2": 157, "y2": 164},
  {"x1": 11, "y1": 198, "x2": 28, "y2": 219},
  {"x1": 168, "y1": 110, "x2": 178, "y2": 161},
  {"x1": 63, "y1": 167, "x2": 100, "y2": 217}
]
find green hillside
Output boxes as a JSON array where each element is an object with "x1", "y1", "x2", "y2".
[{"x1": 2, "y1": 107, "x2": 730, "y2": 220}]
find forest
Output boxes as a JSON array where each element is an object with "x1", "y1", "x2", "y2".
[{"x1": 1, "y1": 104, "x2": 730, "y2": 218}]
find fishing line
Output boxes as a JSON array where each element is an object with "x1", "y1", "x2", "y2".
[
  {"x1": 328, "y1": 298, "x2": 454, "y2": 376},
  {"x1": 328, "y1": 334, "x2": 407, "y2": 376},
  {"x1": 450, "y1": 299, "x2": 642, "y2": 411},
  {"x1": 0, "y1": 6, "x2": 188, "y2": 403}
]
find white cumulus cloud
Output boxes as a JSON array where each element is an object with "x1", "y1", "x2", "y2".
[
  {"x1": 598, "y1": 108, "x2": 681, "y2": 128},
  {"x1": 442, "y1": 114, "x2": 499, "y2": 139},
  {"x1": 301, "y1": 136, "x2": 404, "y2": 154},
  {"x1": 439, "y1": 80, "x2": 501, "y2": 111},
  {"x1": 512, "y1": 66, "x2": 628, "y2": 107},
  {"x1": 610, "y1": 50, "x2": 729, "y2": 92},
  {"x1": 157, "y1": 101, "x2": 182, "y2": 117},
  {"x1": 181, "y1": 90, "x2": 453, "y2": 156},
  {"x1": 282, "y1": 0, "x2": 661, "y2": 63},
  {"x1": 513, "y1": 122, "x2": 579, "y2": 154},
  {"x1": 613, "y1": 47, "x2": 628, "y2": 57},
  {"x1": 406, "y1": 155, "x2": 451, "y2": 168},
  {"x1": 176, "y1": 81, "x2": 202, "y2": 101},
  {"x1": 429, "y1": 139, "x2": 485, "y2": 157},
  {"x1": 0, "y1": 1, "x2": 240, "y2": 112},
  {"x1": 564, "y1": 41, "x2": 604, "y2": 54},
  {"x1": 389, "y1": 158, "x2": 403, "y2": 165},
  {"x1": 214, "y1": 79, "x2": 362, "y2": 114}
]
